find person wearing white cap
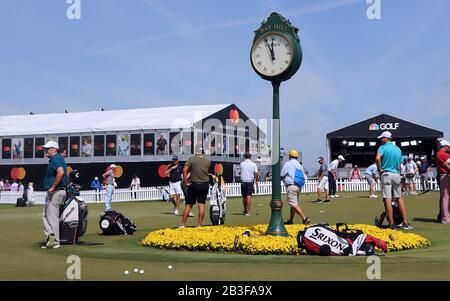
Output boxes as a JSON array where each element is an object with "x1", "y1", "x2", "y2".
[
  {"x1": 41, "y1": 141, "x2": 67, "y2": 249},
  {"x1": 405, "y1": 155, "x2": 418, "y2": 195},
  {"x1": 102, "y1": 164, "x2": 117, "y2": 212},
  {"x1": 375, "y1": 131, "x2": 413, "y2": 230},
  {"x1": 436, "y1": 139, "x2": 450, "y2": 223},
  {"x1": 315, "y1": 157, "x2": 330, "y2": 203},
  {"x1": 327, "y1": 155, "x2": 345, "y2": 199}
]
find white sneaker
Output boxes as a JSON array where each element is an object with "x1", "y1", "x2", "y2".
[
  {"x1": 174, "y1": 209, "x2": 179, "y2": 215},
  {"x1": 330, "y1": 195, "x2": 336, "y2": 198},
  {"x1": 370, "y1": 194, "x2": 378, "y2": 198},
  {"x1": 189, "y1": 211, "x2": 195, "y2": 217},
  {"x1": 334, "y1": 195, "x2": 340, "y2": 198}
]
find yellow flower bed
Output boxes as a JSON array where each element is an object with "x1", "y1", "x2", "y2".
[{"x1": 141, "y1": 224, "x2": 430, "y2": 255}]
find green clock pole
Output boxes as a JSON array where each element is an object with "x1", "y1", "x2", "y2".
[{"x1": 265, "y1": 81, "x2": 288, "y2": 236}]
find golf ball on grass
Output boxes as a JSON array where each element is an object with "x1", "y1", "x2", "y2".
[
  {"x1": 124, "y1": 270, "x2": 129, "y2": 275},
  {"x1": 139, "y1": 269, "x2": 144, "y2": 274},
  {"x1": 168, "y1": 265, "x2": 173, "y2": 270},
  {"x1": 133, "y1": 268, "x2": 139, "y2": 273}
]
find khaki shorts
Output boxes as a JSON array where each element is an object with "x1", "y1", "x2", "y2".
[
  {"x1": 286, "y1": 185, "x2": 301, "y2": 206},
  {"x1": 381, "y1": 172, "x2": 402, "y2": 199},
  {"x1": 317, "y1": 176, "x2": 329, "y2": 190}
]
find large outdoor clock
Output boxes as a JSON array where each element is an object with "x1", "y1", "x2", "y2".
[{"x1": 250, "y1": 12, "x2": 302, "y2": 83}]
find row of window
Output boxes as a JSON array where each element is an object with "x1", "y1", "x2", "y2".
[{"x1": 1, "y1": 132, "x2": 265, "y2": 160}]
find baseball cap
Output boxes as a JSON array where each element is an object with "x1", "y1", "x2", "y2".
[
  {"x1": 338, "y1": 155, "x2": 345, "y2": 161},
  {"x1": 42, "y1": 141, "x2": 59, "y2": 149},
  {"x1": 440, "y1": 140, "x2": 450, "y2": 147},
  {"x1": 110, "y1": 164, "x2": 117, "y2": 168},
  {"x1": 377, "y1": 131, "x2": 392, "y2": 139},
  {"x1": 95, "y1": 177, "x2": 98, "y2": 180},
  {"x1": 317, "y1": 156, "x2": 324, "y2": 162},
  {"x1": 172, "y1": 155, "x2": 179, "y2": 161},
  {"x1": 289, "y1": 149, "x2": 299, "y2": 158}
]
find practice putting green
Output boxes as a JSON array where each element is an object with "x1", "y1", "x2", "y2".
[{"x1": 0, "y1": 191, "x2": 448, "y2": 280}]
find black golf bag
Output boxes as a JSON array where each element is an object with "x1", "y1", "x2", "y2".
[
  {"x1": 376, "y1": 200, "x2": 402, "y2": 227},
  {"x1": 59, "y1": 172, "x2": 89, "y2": 245},
  {"x1": 209, "y1": 175, "x2": 226, "y2": 225},
  {"x1": 99, "y1": 210, "x2": 136, "y2": 235},
  {"x1": 297, "y1": 223, "x2": 387, "y2": 256}
]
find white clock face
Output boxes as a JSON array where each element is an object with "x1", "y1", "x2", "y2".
[{"x1": 251, "y1": 33, "x2": 293, "y2": 77}]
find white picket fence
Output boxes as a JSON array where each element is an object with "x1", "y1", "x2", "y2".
[{"x1": 0, "y1": 178, "x2": 440, "y2": 205}]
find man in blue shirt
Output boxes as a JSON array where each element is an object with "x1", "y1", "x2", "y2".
[
  {"x1": 375, "y1": 131, "x2": 412, "y2": 230},
  {"x1": 281, "y1": 149, "x2": 310, "y2": 225},
  {"x1": 91, "y1": 176, "x2": 102, "y2": 202},
  {"x1": 41, "y1": 141, "x2": 67, "y2": 249}
]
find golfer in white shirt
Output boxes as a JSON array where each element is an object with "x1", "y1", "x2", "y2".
[{"x1": 240, "y1": 153, "x2": 259, "y2": 216}]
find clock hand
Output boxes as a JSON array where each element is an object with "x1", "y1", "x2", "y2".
[
  {"x1": 264, "y1": 38, "x2": 274, "y2": 61},
  {"x1": 270, "y1": 38, "x2": 275, "y2": 61}
]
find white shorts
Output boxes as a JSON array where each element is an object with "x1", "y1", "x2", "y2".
[
  {"x1": 169, "y1": 181, "x2": 183, "y2": 195},
  {"x1": 317, "y1": 176, "x2": 329, "y2": 190}
]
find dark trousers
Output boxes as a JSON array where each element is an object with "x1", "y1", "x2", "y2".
[{"x1": 328, "y1": 172, "x2": 337, "y2": 195}]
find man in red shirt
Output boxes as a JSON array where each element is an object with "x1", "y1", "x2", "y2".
[{"x1": 436, "y1": 140, "x2": 450, "y2": 224}]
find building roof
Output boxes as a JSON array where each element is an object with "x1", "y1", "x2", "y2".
[
  {"x1": 327, "y1": 114, "x2": 443, "y2": 139},
  {"x1": 0, "y1": 104, "x2": 230, "y2": 136}
]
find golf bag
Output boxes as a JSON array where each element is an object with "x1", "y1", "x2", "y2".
[
  {"x1": 158, "y1": 187, "x2": 170, "y2": 202},
  {"x1": 99, "y1": 210, "x2": 136, "y2": 235},
  {"x1": 16, "y1": 198, "x2": 26, "y2": 207},
  {"x1": 376, "y1": 200, "x2": 402, "y2": 227},
  {"x1": 59, "y1": 173, "x2": 89, "y2": 245},
  {"x1": 297, "y1": 223, "x2": 387, "y2": 256},
  {"x1": 209, "y1": 176, "x2": 226, "y2": 225}
]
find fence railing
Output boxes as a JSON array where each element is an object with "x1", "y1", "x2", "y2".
[{"x1": 0, "y1": 178, "x2": 439, "y2": 205}]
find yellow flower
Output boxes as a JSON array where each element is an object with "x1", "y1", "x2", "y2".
[{"x1": 141, "y1": 224, "x2": 430, "y2": 255}]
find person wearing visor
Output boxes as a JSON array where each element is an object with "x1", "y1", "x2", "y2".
[{"x1": 41, "y1": 141, "x2": 67, "y2": 249}]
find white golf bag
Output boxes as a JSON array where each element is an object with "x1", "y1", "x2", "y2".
[
  {"x1": 59, "y1": 172, "x2": 88, "y2": 245},
  {"x1": 209, "y1": 180, "x2": 227, "y2": 225}
]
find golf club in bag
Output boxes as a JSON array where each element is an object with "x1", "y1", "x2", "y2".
[
  {"x1": 209, "y1": 175, "x2": 226, "y2": 225},
  {"x1": 59, "y1": 171, "x2": 89, "y2": 245}
]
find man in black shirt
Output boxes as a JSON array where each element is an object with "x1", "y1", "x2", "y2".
[
  {"x1": 419, "y1": 157, "x2": 431, "y2": 191},
  {"x1": 157, "y1": 134, "x2": 168, "y2": 155},
  {"x1": 165, "y1": 156, "x2": 193, "y2": 216}
]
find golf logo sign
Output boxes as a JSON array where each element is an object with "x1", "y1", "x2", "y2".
[{"x1": 369, "y1": 123, "x2": 399, "y2": 131}]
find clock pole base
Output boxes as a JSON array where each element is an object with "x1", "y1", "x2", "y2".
[{"x1": 265, "y1": 199, "x2": 289, "y2": 237}]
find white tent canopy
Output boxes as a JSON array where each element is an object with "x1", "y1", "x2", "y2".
[{"x1": 0, "y1": 104, "x2": 229, "y2": 136}]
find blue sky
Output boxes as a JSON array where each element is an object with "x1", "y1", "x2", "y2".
[{"x1": 0, "y1": 0, "x2": 449, "y2": 171}]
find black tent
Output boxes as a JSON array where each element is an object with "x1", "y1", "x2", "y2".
[
  {"x1": 326, "y1": 114, "x2": 443, "y2": 168},
  {"x1": 327, "y1": 114, "x2": 443, "y2": 139}
]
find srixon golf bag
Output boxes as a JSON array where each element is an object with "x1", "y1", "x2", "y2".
[
  {"x1": 297, "y1": 223, "x2": 387, "y2": 256},
  {"x1": 99, "y1": 210, "x2": 136, "y2": 235},
  {"x1": 209, "y1": 175, "x2": 226, "y2": 225},
  {"x1": 59, "y1": 172, "x2": 89, "y2": 245}
]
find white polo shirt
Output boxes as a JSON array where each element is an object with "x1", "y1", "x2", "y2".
[
  {"x1": 328, "y1": 159, "x2": 339, "y2": 172},
  {"x1": 240, "y1": 159, "x2": 258, "y2": 182}
]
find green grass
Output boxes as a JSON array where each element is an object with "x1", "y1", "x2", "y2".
[{"x1": 0, "y1": 191, "x2": 449, "y2": 280}]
